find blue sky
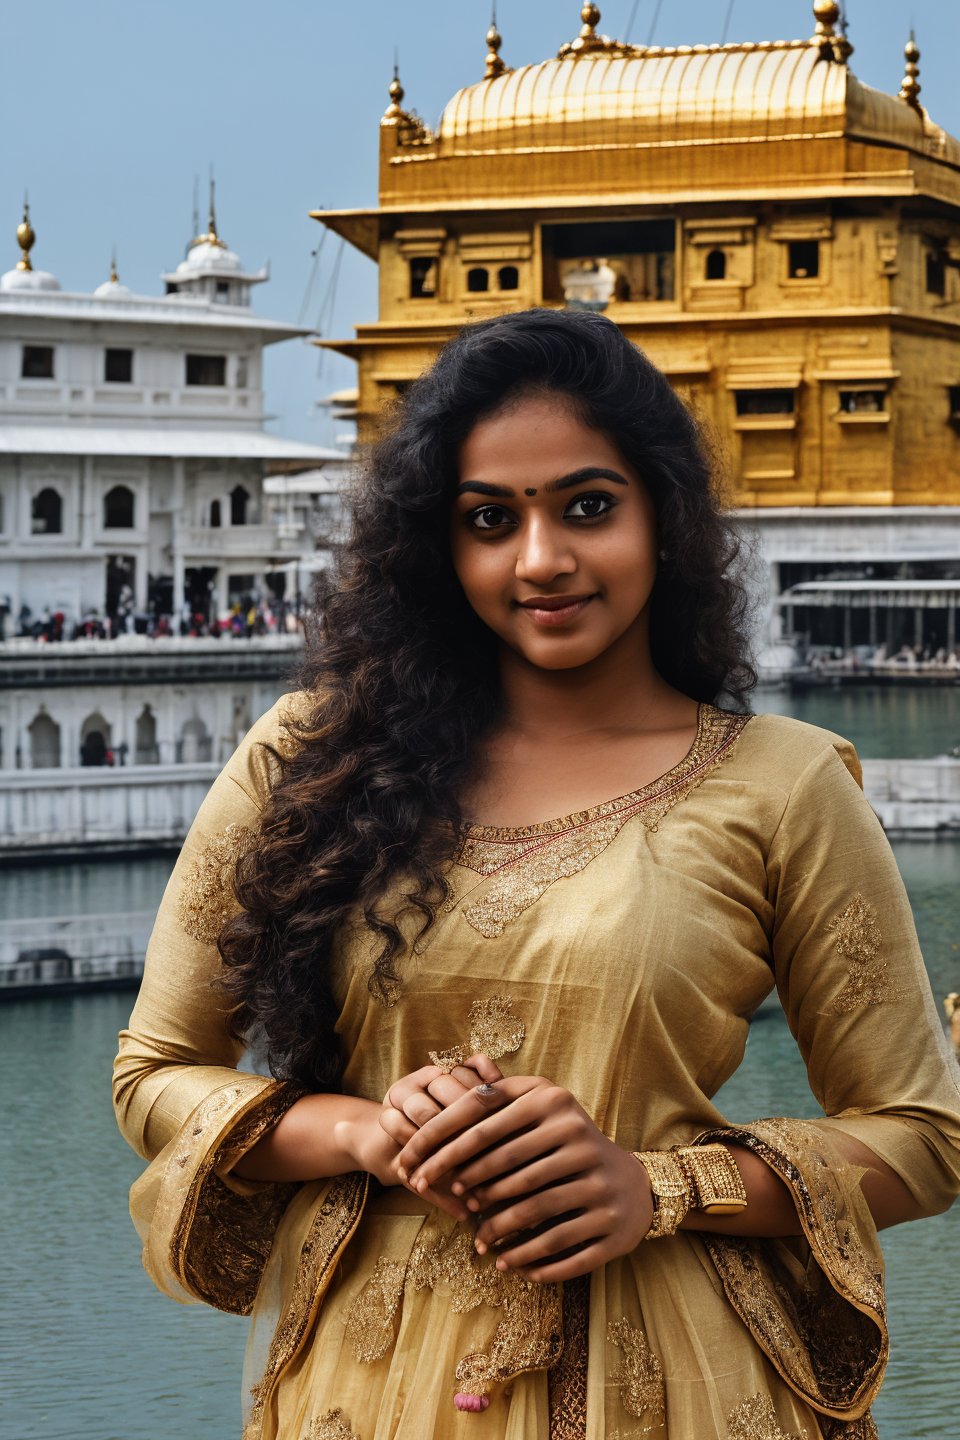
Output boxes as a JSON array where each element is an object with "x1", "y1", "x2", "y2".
[{"x1": 3, "y1": 1, "x2": 957, "y2": 450}]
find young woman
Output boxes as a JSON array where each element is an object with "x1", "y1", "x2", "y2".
[{"x1": 114, "y1": 309, "x2": 960, "y2": 1440}]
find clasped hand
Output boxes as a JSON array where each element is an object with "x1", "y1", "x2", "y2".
[{"x1": 378, "y1": 1062, "x2": 653, "y2": 1282}]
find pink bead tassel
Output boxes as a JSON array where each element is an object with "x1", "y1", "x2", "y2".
[{"x1": 453, "y1": 1393, "x2": 490, "y2": 1412}]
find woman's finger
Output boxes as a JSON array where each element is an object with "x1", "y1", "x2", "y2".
[
  {"x1": 398, "y1": 1077, "x2": 549, "y2": 1176},
  {"x1": 460, "y1": 1054, "x2": 504, "y2": 1084},
  {"x1": 401, "y1": 1092, "x2": 443, "y2": 1127},
  {"x1": 385, "y1": 1066, "x2": 444, "y2": 1111},
  {"x1": 425, "y1": 1072, "x2": 480, "y2": 1108},
  {"x1": 514, "y1": 1240, "x2": 609, "y2": 1285},
  {"x1": 494, "y1": 1213, "x2": 603, "y2": 1270},
  {"x1": 404, "y1": 1084, "x2": 563, "y2": 1186},
  {"x1": 453, "y1": 1127, "x2": 583, "y2": 1197},
  {"x1": 474, "y1": 1179, "x2": 586, "y2": 1252},
  {"x1": 465, "y1": 1150, "x2": 593, "y2": 1214},
  {"x1": 379, "y1": 1107, "x2": 418, "y2": 1146}
]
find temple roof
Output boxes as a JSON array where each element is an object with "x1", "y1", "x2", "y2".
[{"x1": 437, "y1": 41, "x2": 959, "y2": 173}]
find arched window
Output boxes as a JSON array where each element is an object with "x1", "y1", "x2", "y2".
[
  {"x1": 103, "y1": 484, "x2": 135, "y2": 529},
  {"x1": 498, "y1": 265, "x2": 519, "y2": 291},
  {"x1": 31, "y1": 487, "x2": 62, "y2": 535},
  {"x1": 80, "y1": 712, "x2": 112, "y2": 767},
  {"x1": 28, "y1": 710, "x2": 60, "y2": 769},
  {"x1": 705, "y1": 249, "x2": 726, "y2": 281},
  {"x1": 230, "y1": 485, "x2": 249, "y2": 526},
  {"x1": 135, "y1": 705, "x2": 159, "y2": 765},
  {"x1": 180, "y1": 716, "x2": 212, "y2": 763},
  {"x1": 210, "y1": 499, "x2": 222, "y2": 528},
  {"x1": 467, "y1": 267, "x2": 489, "y2": 293}
]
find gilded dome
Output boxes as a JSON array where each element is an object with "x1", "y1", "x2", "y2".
[{"x1": 437, "y1": 40, "x2": 960, "y2": 171}]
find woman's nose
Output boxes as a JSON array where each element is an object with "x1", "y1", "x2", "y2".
[{"x1": 514, "y1": 516, "x2": 577, "y2": 584}]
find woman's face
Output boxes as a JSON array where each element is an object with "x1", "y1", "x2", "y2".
[{"x1": 450, "y1": 390, "x2": 658, "y2": 672}]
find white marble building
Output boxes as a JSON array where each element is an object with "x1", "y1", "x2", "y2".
[{"x1": 0, "y1": 199, "x2": 345, "y2": 631}]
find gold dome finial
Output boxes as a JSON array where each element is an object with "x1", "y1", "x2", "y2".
[
  {"x1": 812, "y1": 1, "x2": 842, "y2": 60},
  {"x1": 16, "y1": 196, "x2": 35, "y2": 273},
  {"x1": 384, "y1": 58, "x2": 406, "y2": 120},
  {"x1": 110, "y1": 247, "x2": 119, "y2": 284},
  {"x1": 579, "y1": 3, "x2": 601, "y2": 41},
  {"x1": 899, "y1": 31, "x2": 923, "y2": 111},
  {"x1": 485, "y1": 5, "x2": 505, "y2": 80},
  {"x1": 192, "y1": 174, "x2": 227, "y2": 250}
]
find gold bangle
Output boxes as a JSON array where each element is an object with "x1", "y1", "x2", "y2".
[
  {"x1": 674, "y1": 1144, "x2": 748, "y2": 1216},
  {"x1": 632, "y1": 1150, "x2": 692, "y2": 1239}
]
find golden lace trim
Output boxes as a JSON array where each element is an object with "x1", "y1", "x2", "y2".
[
  {"x1": 607, "y1": 1318, "x2": 666, "y2": 1431},
  {"x1": 820, "y1": 1415, "x2": 879, "y2": 1439},
  {"x1": 826, "y1": 894, "x2": 903, "y2": 1015},
  {"x1": 726, "y1": 1394, "x2": 806, "y2": 1440},
  {"x1": 244, "y1": 1172, "x2": 369, "y2": 1440},
  {"x1": 176, "y1": 822, "x2": 256, "y2": 944},
  {"x1": 451, "y1": 706, "x2": 750, "y2": 938},
  {"x1": 345, "y1": 1256, "x2": 406, "y2": 1363},
  {"x1": 547, "y1": 1275, "x2": 590, "y2": 1440},
  {"x1": 344, "y1": 1220, "x2": 562, "y2": 1404},
  {"x1": 697, "y1": 1121, "x2": 886, "y2": 1415},
  {"x1": 429, "y1": 994, "x2": 526, "y2": 1069},
  {"x1": 170, "y1": 1078, "x2": 303, "y2": 1315},
  {"x1": 308, "y1": 1410, "x2": 361, "y2": 1440}
]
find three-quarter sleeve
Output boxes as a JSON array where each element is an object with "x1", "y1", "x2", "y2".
[
  {"x1": 698, "y1": 737, "x2": 960, "y2": 1425},
  {"x1": 112, "y1": 696, "x2": 366, "y2": 1315}
]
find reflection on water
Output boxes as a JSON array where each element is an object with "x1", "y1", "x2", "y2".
[{"x1": 754, "y1": 684, "x2": 960, "y2": 760}]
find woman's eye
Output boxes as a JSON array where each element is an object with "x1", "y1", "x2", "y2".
[
  {"x1": 469, "y1": 505, "x2": 513, "y2": 531},
  {"x1": 565, "y1": 492, "x2": 614, "y2": 520}
]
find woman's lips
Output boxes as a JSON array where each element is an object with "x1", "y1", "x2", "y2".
[{"x1": 517, "y1": 595, "x2": 595, "y2": 627}]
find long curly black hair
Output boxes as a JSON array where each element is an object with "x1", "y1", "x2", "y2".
[{"x1": 219, "y1": 308, "x2": 756, "y2": 1089}]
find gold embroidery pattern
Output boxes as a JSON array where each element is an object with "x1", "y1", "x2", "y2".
[
  {"x1": 453, "y1": 706, "x2": 750, "y2": 938},
  {"x1": 345, "y1": 1257, "x2": 406, "y2": 1363},
  {"x1": 547, "y1": 1275, "x2": 590, "y2": 1440},
  {"x1": 826, "y1": 894, "x2": 902, "y2": 1015},
  {"x1": 244, "y1": 1172, "x2": 369, "y2": 1440},
  {"x1": 176, "y1": 822, "x2": 255, "y2": 943},
  {"x1": 726, "y1": 1393, "x2": 805, "y2": 1440},
  {"x1": 607, "y1": 1318, "x2": 666, "y2": 1429},
  {"x1": 820, "y1": 1416, "x2": 879, "y2": 1440},
  {"x1": 429, "y1": 995, "x2": 526, "y2": 1069},
  {"x1": 170, "y1": 1078, "x2": 304, "y2": 1314},
  {"x1": 469, "y1": 995, "x2": 526, "y2": 1059},
  {"x1": 403, "y1": 1221, "x2": 562, "y2": 1400},
  {"x1": 697, "y1": 1121, "x2": 887, "y2": 1416},
  {"x1": 308, "y1": 1410, "x2": 361, "y2": 1440}
]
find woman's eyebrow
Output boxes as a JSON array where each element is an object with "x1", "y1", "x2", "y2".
[
  {"x1": 544, "y1": 466, "x2": 629, "y2": 492},
  {"x1": 456, "y1": 467, "x2": 628, "y2": 498},
  {"x1": 455, "y1": 481, "x2": 516, "y2": 497}
]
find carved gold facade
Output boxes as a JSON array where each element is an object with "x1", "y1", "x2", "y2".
[{"x1": 313, "y1": 3, "x2": 960, "y2": 509}]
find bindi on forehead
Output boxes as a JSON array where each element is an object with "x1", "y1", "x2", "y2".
[{"x1": 524, "y1": 488, "x2": 537, "y2": 497}]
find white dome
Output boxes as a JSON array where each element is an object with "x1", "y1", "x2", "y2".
[
  {"x1": 0, "y1": 266, "x2": 61, "y2": 293},
  {"x1": 93, "y1": 277, "x2": 134, "y2": 299},
  {"x1": 175, "y1": 239, "x2": 243, "y2": 276}
]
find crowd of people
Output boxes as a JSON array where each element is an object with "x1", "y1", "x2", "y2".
[{"x1": 7, "y1": 597, "x2": 307, "y2": 643}]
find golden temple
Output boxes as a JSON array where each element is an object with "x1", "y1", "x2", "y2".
[{"x1": 314, "y1": 1, "x2": 960, "y2": 512}]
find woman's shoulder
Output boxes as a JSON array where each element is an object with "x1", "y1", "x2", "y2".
[
  {"x1": 731, "y1": 707, "x2": 862, "y2": 791},
  {"x1": 224, "y1": 689, "x2": 315, "y2": 807}
]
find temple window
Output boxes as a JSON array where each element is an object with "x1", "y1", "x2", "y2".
[
  {"x1": 230, "y1": 485, "x2": 250, "y2": 526},
  {"x1": 103, "y1": 484, "x2": 135, "y2": 529},
  {"x1": 948, "y1": 386, "x2": 960, "y2": 426},
  {"x1": 543, "y1": 220, "x2": 676, "y2": 306},
  {"x1": 467, "y1": 267, "x2": 489, "y2": 293},
  {"x1": 409, "y1": 257, "x2": 438, "y2": 298},
  {"x1": 31, "y1": 486, "x2": 63, "y2": 534},
  {"x1": 498, "y1": 265, "x2": 519, "y2": 291},
  {"x1": 28, "y1": 710, "x2": 61, "y2": 769},
  {"x1": 210, "y1": 499, "x2": 222, "y2": 527},
  {"x1": 734, "y1": 390, "x2": 795, "y2": 416},
  {"x1": 839, "y1": 390, "x2": 885, "y2": 415},
  {"x1": 787, "y1": 241, "x2": 819, "y2": 279},
  {"x1": 22, "y1": 345, "x2": 54, "y2": 379},
  {"x1": 215, "y1": 281, "x2": 230, "y2": 300},
  {"x1": 165, "y1": 282, "x2": 179, "y2": 295},
  {"x1": 705, "y1": 249, "x2": 726, "y2": 281},
  {"x1": 104, "y1": 348, "x2": 133, "y2": 383},
  {"x1": 926, "y1": 252, "x2": 946, "y2": 297},
  {"x1": 186, "y1": 353, "x2": 227, "y2": 386}
]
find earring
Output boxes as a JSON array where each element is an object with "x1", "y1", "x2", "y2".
[{"x1": 658, "y1": 548, "x2": 668, "y2": 561}]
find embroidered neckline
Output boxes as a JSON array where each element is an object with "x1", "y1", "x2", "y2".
[{"x1": 461, "y1": 702, "x2": 745, "y2": 843}]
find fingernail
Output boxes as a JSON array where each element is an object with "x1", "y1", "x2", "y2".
[
  {"x1": 416, "y1": 1177, "x2": 428, "y2": 1193},
  {"x1": 451, "y1": 1182, "x2": 463, "y2": 1196},
  {"x1": 466, "y1": 1197, "x2": 480, "y2": 1212},
  {"x1": 397, "y1": 1168, "x2": 407, "y2": 1182},
  {"x1": 496, "y1": 1258, "x2": 508, "y2": 1271},
  {"x1": 475, "y1": 1239, "x2": 487, "y2": 1255}
]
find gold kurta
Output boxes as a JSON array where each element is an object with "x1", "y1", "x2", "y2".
[{"x1": 113, "y1": 698, "x2": 960, "y2": 1440}]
